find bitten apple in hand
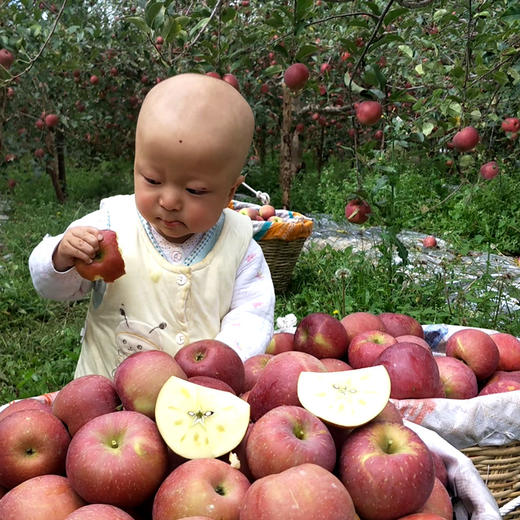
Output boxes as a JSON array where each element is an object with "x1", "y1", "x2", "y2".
[{"x1": 74, "y1": 229, "x2": 125, "y2": 283}]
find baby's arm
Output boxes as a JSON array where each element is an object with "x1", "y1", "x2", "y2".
[
  {"x1": 215, "y1": 240, "x2": 275, "y2": 361},
  {"x1": 29, "y1": 209, "x2": 107, "y2": 301}
]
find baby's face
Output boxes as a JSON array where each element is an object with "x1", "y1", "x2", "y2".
[{"x1": 133, "y1": 74, "x2": 253, "y2": 243}]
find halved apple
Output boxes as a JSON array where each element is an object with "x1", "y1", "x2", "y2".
[
  {"x1": 297, "y1": 365, "x2": 391, "y2": 427},
  {"x1": 155, "y1": 376, "x2": 250, "y2": 459}
]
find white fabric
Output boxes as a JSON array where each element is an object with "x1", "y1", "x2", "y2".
[{"x1": 29, "y1": 196, "x2": 275, "y2": 375}]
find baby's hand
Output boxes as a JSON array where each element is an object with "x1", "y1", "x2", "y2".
[{"x1": 53, "y1": 226, "x2": 104, "y2": 272}]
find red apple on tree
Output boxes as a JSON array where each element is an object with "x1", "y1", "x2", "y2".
[
  {"x1": 0, "y1": 409, "x2": 71, "y2": 489},
  {"x1": 480, "y1": 161, "x2": 499, "y2": 180},
  {"x1": 345, "y1": 198, "x2": 371, "y2": 224},
  {"x1": 240, "y1": 463, "x2": 358, "y2": 520},
  {"x1": 0, "y1": 474, "x2": 85, "y2": 520},
  {"x1": 66, "y1": 411, "x2": 168, "y2": 508},
  {"x1": 222, "y1": 73, "x2": 240, "y2": 91},
  {"x1": 0, "y1": 49, "x2": 15, "y2": 69},
  {"x1": 293, "y1": 312, "x2": 349, "y2": 359},
  {"x1": 501, "y1": 117, "x2": 520, "y2": 133},
  {"x1": 339, "y1": 421, "x2": 435, "y2": 520},
  {"x1": 152, "y1": 458, "x2": 250, "y2": 520},
  {"x1": 52, "y1": 374, "x2": 121, "y2": 436},
  {"x1": 74, "y1": 229, "x2": 126, "y2": 283},
  {"x1": 89, "y1": 74, "x2": 99, "y2": 85},
  {"x1": 283, "y1": 63, "x2": 310, "y2": 91},
  {"x1": 174, "y1": 339, "x2": 245, "y2": 395},
  {"x1": 44, "y1": 113, "x2": 59, "y2": 128},
  {"x1": 452, "y1": 126, "x2": 479, "y2": 152},
  {"x1": 245, "y1": 405, "x2": 336, "y2": 479},
  {"x1": 355, "y1": 100, "x2": 383, "y2": 126}
]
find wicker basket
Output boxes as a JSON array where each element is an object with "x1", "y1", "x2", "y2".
[
  {"x1": 258, "y1": 237, "x2": 307, "y2": 293},
  {"x1": 461, "y1": 441, "x2": 520, "y2": 519}
]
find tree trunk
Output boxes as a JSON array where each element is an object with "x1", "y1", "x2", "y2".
[{"x1": 45, "y1": 129, "x2": 66, "y2": 203}]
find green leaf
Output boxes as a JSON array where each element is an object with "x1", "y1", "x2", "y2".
[
  {"x1": 470, "y1": 109, "x2": 482, "y2": 120},
  {"x1": 295, "y1": 44, "x2": 319, "y2": 61},
  {"x1": 221, "y1": 7, "x2": 236, "y2": 23},
  {"x1": 415, "y1": 63, "x2": 424, "y2": 76},
  {"x1": 265, "y1": 11, "x2": 284, "y2": 28},
  {"x1": 398, "y1": 45, "x2": 414, "y2": 58},
  {"x1": 343, "y1": 72, "x2": 365, "y2": 94},
  {"x1": 264, "y1": 64, "x2": 283, "y2": 76},
  {"x1": 296, "y1": 0, "x2": 313, "y2": 21},
  {"x1": 422, "y1": 121, "x2": 435, "y2": 136},
  {"x1": 164, "y1": 17, "x2": 182, "y2": 41},
  {"x1": 126, "y1": 16, "x2": 150, "y2": 33},
  {"x1": 384, "y1": 8, "x2": 408, "y2": 26},
  {"x1": 145, "y1": 2, "x2": 164, "y2": 27}
]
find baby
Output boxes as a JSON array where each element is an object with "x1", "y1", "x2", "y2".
[{"x1": 29, "y1": 73, "x2": 275, "y2": 379}]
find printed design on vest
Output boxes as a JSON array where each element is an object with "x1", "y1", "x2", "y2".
[{"x1": 115, "y1": 306, "x2": 168, "y2": 368}]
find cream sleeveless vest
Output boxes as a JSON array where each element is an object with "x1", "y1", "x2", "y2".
[{"x1": 75, "y1": 195, "x2": 252, "y2": 379}]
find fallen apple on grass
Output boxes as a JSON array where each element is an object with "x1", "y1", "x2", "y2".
[
  {"x1": 74, "y1": 229, "x2": 125, "y2": 283},
  {"x1": 152, "y1": 458, "x2": 250, "y2": 520},
  {"x1": 113, "y1": 349, "x2": 187, "y2": 419},
  {"x1": 245, "y1": 405, "x2": 336, "y2": 479},
  {"x1": 155, "y1": 376, "x2": 250, "y2": 459},
  {"x1": 297, "y1": 365, "x2": 391, "y2": 428},
  {"x1": 239, "y1": 463, "x2": 358, "y2": 520},
  {"x1": 480, "y1": 161, "x2": 499, "y2": 180},
  {"x1": 0, "y1": 409, "x2": 71, "y2": 489},
  {"x1": 66, "y1": 411, "x2": 168, "y2": 508},
  {"x1": 422, "y1": 236, "x2": 437, "y2": 248},
  {"x1": 339, "y1": 421, "x2": 435, "y2": 520}
]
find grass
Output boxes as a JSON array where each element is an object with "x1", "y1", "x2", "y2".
[{"x1": 1, "y1": 154, "x2": 520, "y2": 403}]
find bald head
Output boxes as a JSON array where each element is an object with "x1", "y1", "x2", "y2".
[{"x1": 135, "y1": 74, "x2": 254, "y2": 182}]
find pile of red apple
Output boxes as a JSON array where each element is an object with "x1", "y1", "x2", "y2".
[
  {"x1": 233, "y1": 203, "x2": 283, "y2": 222},
  {"x1": 2, "y1": 311, "x2": 518, "y2": 519}
]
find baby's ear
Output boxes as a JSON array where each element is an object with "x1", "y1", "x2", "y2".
[{"x1": 227, "y1": 174, "x2": 245, "y2": 200}]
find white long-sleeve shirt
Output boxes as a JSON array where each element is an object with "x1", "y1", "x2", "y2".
[{"x1": 29, "y1": 202, "x2": 275, "y2": 370}]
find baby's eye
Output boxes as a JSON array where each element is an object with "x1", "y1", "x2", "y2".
[
  {"x1": 144, "y1": 176, "x2": 160, "y2": 185},
  {"x1": 187, "y1": 188, "x2": 207, "y2": 195}
]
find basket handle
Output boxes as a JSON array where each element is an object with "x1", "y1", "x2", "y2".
[
  {"x1": 500, "y1": 496, "x2": 520, "y2": 517},
  {"x1": 241, "y1": 181, "x2": 271, "y2": 205}
]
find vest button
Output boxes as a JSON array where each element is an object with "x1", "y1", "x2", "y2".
[
  {"x1": 175, "y1": 333, "x2": 185, "y2": 345},
  {"x1": 177, "y1": 274, "x2": 187, "y2": 286}
]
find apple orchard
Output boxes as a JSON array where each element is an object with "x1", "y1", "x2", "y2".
[
  {"x1": 1, "y1": 1, "x2": 519, "y2": 208},
  {"x1": 1, "y1": 3, "x2": 520, "y2": 519}
]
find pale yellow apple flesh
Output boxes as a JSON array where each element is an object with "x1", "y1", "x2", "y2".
[
  {"x1": 155, "y1": 376, "x2": 250, "y2": 459},
  {"x1": 297, "y1": 365, "x2": 391, "y2": 427}
]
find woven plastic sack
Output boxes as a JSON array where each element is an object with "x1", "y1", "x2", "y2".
[{"x1": 229, "y1": 200, "x2": 313, "y2": 241}]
